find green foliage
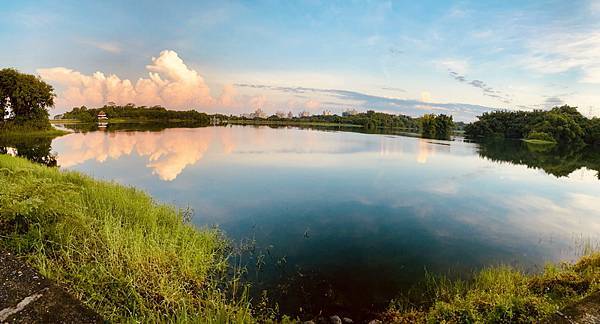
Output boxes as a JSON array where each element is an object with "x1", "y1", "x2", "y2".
[
  {"x1": 526, "y1": 131, "x2": 556, "y2": 143},
  {"x1": 382, "y1": 253, "x2": 600, "y2": 323},
  {"x1": 0, "y1": 135, "x2": 57, "y2": 166},
  {"x1": 62, "y1": 104, "x2": 212, "y2": 124},
  {"x1": 585, "y1": 117, "x2": 600, "y2": 145},
  {"x1": 231, "y1": 110, "x2": 419, "y2": 130},
  {"x1": 0, "y1": 155, "x2": 260, "y2": 322},
  {"x1": 0, "y1": 68, "x2": 55, "y2": 130},
  {"x1": 419, "y1": 114, "x2": 454, "y2": 139},
  {"x1": 477, "y1": 138, "x2": 600, "y2": 179},
  {"x1": 465, "y1": 105, "x2": 597, "y2": 145}
]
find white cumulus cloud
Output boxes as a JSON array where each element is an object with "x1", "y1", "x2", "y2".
[{"x1": 37, "y1": 50, "x2": 237, "y2": 110}]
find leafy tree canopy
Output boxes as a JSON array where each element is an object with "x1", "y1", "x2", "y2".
[
  {"x1": 0, "y1": 68, "x2": 55, "y2": 130},
  {"x1": 465, "y1": 105, "x2": 599, "y2": 145}
]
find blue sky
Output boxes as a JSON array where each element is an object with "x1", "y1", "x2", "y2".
[{"x1": 1, "y1": 0, "x2": 599, "y2": 120}]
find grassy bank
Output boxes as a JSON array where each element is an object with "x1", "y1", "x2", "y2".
[
  {"x1": 0, "y1": 155, "x2": 267, "y2": 322},
  {"x1": 522, "y1": 138, "x2": 557, "y2": 145},
  {"x1": 0, "y1": 127, "x2": 69, "y2": 137},
  {"x1": 227, "y1": 119, "x2": 362, "y2": 128},
  {"x1": 49, "y1": 119, "x2": 84, "y2": 124},
  {"x1": 52, "y1": 118, "x2": 214, "y2": 125},
  {"x1": 382, "y1": 252, "x2": 600, "y2": 323}
]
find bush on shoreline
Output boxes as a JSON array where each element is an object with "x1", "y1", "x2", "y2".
[{"x1": 381, "y1": 253, "x2": 600, "y2": 323}]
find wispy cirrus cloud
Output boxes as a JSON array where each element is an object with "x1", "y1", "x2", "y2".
[
  {"x1": 524, "y1": 30, "x2": 600, "y2": 83},
  {"x1": 81, "y1": 40, "x2": 122, "y2": 54},
  {"x1": 438, "y1": 59, "x2": 469, "y2": 75},
  {"x1": 447, "y1": 70, "x2": 512, "y2": 104}
]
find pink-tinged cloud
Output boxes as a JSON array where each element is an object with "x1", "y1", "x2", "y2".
[
  {"x1": 37, "y1": 50, "x2": 236, "y2": 110},
  {"x1": 304, "y1": 99, "x2": 321, "y2": 110}
]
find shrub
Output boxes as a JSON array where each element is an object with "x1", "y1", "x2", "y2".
[{"x1": 526, "y1": 131, "x2": 556, "y2": 142}]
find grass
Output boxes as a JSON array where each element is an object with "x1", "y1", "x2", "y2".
[
  {"x1": 49, "y1": 119, "x2": 85, "y2": 124},
  {"x1": 381, "y1": 252, "x2": 600, "y2": 323},
  {"x1": 0, "y1": 127, "x2": 69, "y2": 137},
  {"x1": 0, "y1": 154, "x2": 280, "y2": 323},
  {"x1": 522, "y1": 139, "x2": 557, "y2": 145}
]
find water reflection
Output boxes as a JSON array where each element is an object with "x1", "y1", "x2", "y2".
[
  {"x1": 0, "y1": 136, "x2": 57, "y2": 167},
  {"x1": 3, "y1": 125, "x2": 600, "y2": 319},
  {"x1": 476, "y1": 139, "x2": 600, "y2": 179},
  {"x1": 53, "y1": 128, "x2": 215, "y2": 180}
]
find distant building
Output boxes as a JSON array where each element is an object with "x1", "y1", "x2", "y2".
[
  {"x1": 342, "y1": 109, "x2": 359, "y2": 116},
  {"x1": 275, "y1": 111, "x2": 286, "y2": 118},
  {"x1": 287, "y1": 111, "x2": 294, "y2": 119},
  {"x1": 299, "y1": 110, "x2": 310, "y2": 118},
  {"x1": 97, "y1": 111, "x2": 108, "y2": 120},
  {"x1": 322, "y1": 110, "x2": 332, "y2": 116}
]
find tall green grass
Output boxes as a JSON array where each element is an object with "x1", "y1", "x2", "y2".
[
  {"x1": 0, "y1": 154, "x2": 261, "y2": 322},
  {"x1": 382, "y1": 253, "x2": 600, "y2": 323}
]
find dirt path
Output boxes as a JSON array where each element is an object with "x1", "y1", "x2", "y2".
[
  {"x1": 0, "y1": 250, "x2": 103, "y2": 323},
  {"x1": 544, "y1": 291, "x2": 600, "y2": 324}
]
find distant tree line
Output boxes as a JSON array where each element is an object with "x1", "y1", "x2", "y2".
[
  {"x1": 0, "y1": 68, "x2": 55, "y2": 130},
  {"x1": 62, "y1": 104, "x2": 212, "y2": 124},
  {"x1": 231, "y1": 110, "x2": 420, "y2": 130},
  {"x1": 465, "y1": 105, "x2": 600, "y2": 145}
]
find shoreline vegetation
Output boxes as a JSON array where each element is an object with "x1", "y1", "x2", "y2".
[
  {"x1": 0, "y1": 154, "x2": 270, "y2": 322},
  {"x1": 465, "y1": 105, "x2": 600, "y2": 146},
  {"x1": 0, "y1": 154, "x2": 598, "y2": 323},
  {"x1": 2, "y1": 69, "x2": 600, "y2": 322},
  {"x1": 57, "y1": 103, "x2": 457, "y2": 139},
  {"x1": 382, "y1": 251, "x2": 600, "y2": 323},
  {"x1": 0, "y1": 126, "x2": 69, "y2": 137}
]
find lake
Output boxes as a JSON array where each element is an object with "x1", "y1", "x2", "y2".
[{"x1": 2, "y1": 124, "x2": 600, "y2": 319}]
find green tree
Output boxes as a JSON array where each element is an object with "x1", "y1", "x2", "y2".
[
  {"x1": 0, "y1": 68, "x2": 55, "y2": 130},
  {"x1": 465, "y1": 105, "x2": 596, "y2": 145},
  {"x1": 421, "y1": 114, "x2": 454, "y2": 139}
]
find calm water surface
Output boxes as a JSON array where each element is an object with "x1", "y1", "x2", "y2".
[{"x1": 4, "y1": 125, "x2": 600, "y2": 318}]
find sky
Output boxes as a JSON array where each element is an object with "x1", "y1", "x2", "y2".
[{"x1": 1, "y1": 0, "x2": 599, "y2": 121}]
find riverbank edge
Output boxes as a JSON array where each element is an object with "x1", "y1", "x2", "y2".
[
  {"x1": 381, "y1": 252, "x2": 600, "y2": 323},
  {"x1": 0, "y1": 127, "x2": 69, "y2": 138},
  {"x1": 51, "y1": 118, "x2": 208, "y2": 124},
  {"x1": 227, "y1": 119, "x2": 363, "y2": 128},
  {"x1": 0, "y1": 154, "x2": 273, "y2": 323},
  {"x1": 522, "y1": 138, "x2": 557, "y2": 145}
]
